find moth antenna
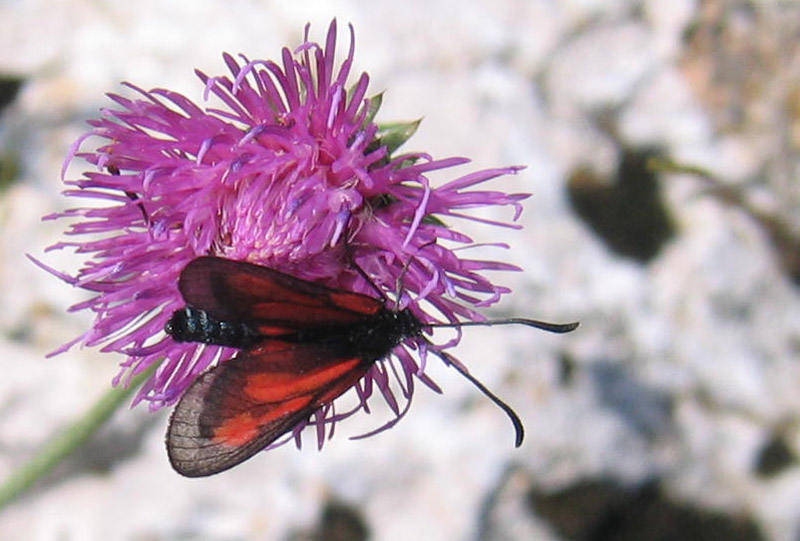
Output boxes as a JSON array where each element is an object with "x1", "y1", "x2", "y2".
[
  {"x1": 427, "y1": 319, "x2": 579, "y2": 334},
  {"x1": 432, "y1": 349, "x2": 524, "y2": 447}
]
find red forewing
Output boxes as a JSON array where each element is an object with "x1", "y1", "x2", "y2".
[
  {"x1": 178, "y1": 256, "x2": 384, "y2": 333},
  {"x1": 167, "y1": 340, "x2": 373, "y2": 477}
]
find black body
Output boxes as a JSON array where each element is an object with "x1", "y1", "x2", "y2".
[
  {"x1": 165, "y1": 304, "x2": 422, "y2": 361},
  {"x1": 165, "y1": 306, "x2": 263, "y2": 349}
]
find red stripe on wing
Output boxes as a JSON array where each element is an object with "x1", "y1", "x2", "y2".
[
  {"x1": 212, "y1": 395, "x2": 313, "y2": 447},
  {"x1": 178, "y1": 256, "x2": 383, "y2": 328},
  {"x1": 166, "y1": 340, "x2": 372, "y2": 477}
]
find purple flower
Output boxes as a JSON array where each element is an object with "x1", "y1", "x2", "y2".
[{"x1": 38, "y1": 21, "x2": 528, "y2": 447}]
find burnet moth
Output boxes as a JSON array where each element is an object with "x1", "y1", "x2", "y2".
[{"x1": 164, "y1": 256, "x2": 577, "y2": 477}]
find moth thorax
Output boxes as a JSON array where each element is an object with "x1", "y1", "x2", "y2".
[
  {"x1": 165, "y1": 306, "x2": 262, "y2": 349},
  {"x1": 348, "y1": 308, "x2": 422, "y2": 361}
]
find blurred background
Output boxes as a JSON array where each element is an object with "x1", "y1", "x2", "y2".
[{"x1": 1, "y1": 0, "x2": 799, "y2": 539}]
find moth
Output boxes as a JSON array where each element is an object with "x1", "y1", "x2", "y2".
[{"x1": 165, "y1": 256, "x2": 577, "y2": 477}]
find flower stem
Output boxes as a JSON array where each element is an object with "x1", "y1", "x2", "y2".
[{"x1": 0, "y1": 363, "x2": 158, "y2": 511}]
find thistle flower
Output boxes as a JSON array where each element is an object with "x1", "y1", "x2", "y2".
[{"x1": 38, "y1": 21, "x2": 529, "y2": 448}]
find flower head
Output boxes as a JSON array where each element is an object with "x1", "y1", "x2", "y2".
[{"x1": 40, "y1": 21, "x2": 528, "y2": 447}]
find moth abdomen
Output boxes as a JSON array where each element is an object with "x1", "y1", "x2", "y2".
[{"x1": 165, "y1": 306, "x2": 263, "y2": 349}]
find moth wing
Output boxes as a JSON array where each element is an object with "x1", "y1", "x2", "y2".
[
  {"x1": 166, "y1": 341, "x2": 371, "y2": 477},
  {"x1": 177, "y1": 256, "x2": 384, "y2": 332}
]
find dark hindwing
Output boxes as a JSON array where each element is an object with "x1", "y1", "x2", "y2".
[
  {"x1": 178, "y1": 257, "x2": 384, "y2": 334},
  {"x1": 166, "y1": 340, "x2": 372, "y2": 477}
]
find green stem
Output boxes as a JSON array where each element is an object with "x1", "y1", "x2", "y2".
[{"x1": 0, "y1": 364, "x2": 158, "y2": 511}]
